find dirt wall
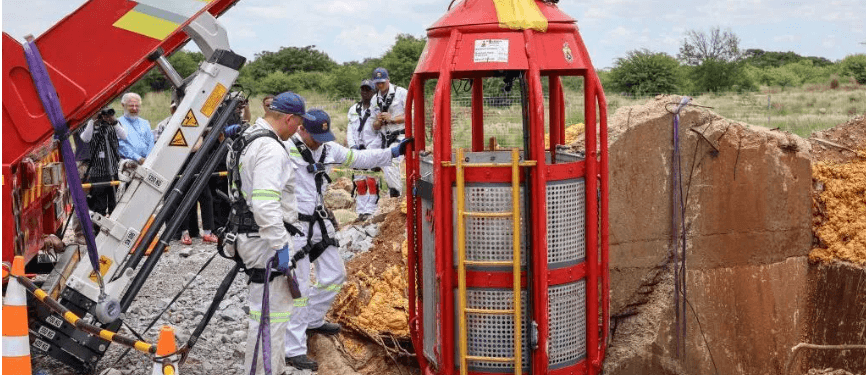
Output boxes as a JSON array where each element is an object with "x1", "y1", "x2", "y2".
[
  {"x1": 603, "y1": 96, "x2": 815, "y2": 375},
  {"x1": 606, "y1": 96, "x2": 812, "y2": 315}
]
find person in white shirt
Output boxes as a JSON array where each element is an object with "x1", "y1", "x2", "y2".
[
  {"x1": 346, "y1": 80, "x2": 381, "y2": 220},
  {"x1": 371, "y1": 67, "x2": 409, "y2": 197},
  {"x1": 283, "y1": 109, "x2": 413, "y2": 371},
  {"x1": 230, "y1": 92, "x2": 313, "y2": 375}
]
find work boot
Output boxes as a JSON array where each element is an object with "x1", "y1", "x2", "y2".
[
  {"x1": 306, "y1": 322, "x2": 341, "y2": 336},
  {"x1": 285, "y1": 354, "x2": 318, "y2": 371}
]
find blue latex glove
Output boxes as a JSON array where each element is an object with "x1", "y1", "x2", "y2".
[
  {"x1": 224, "y1": 124, "x2": 241, "y2": 137},
  {"x1": 275, "y1": 244, "x2": 292, "y2": 274},
  {"x1": 390, "y1": 137, "x2": 415, "y2": 157}
]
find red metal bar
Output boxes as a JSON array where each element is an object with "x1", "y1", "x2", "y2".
[
  {"x1": 405, "y1": 76, "x2": 424, "y2": 369},
  {"x1": 435, "y1": 29, "x2": 460, "y2": 374},
  {"x1": 471, "y1": 78, "x2": 485, "y2": 151},
  {"x1": 584, "y1": 71, "x2": 599, "y2": 375},
  {"x1": 596, "y1": 76, "x2": 610, "y2": 363},
  {"x1": 548, "y1": 263, "x2": 587, "y2": 286},
  {"x1": 524, "y1": 29, "x2": 551, "y2": 375}
]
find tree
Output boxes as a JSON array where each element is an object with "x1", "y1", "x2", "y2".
[
  {"x1": 690, "y1": 58, "x2": 755, "y2": 92},
  {"x1": 678, "y1": 27, "x2": 741, "y2": 66},
  {"x1": 609, "y1": 49, "x2": 680, "y2": 95},
  {"x1": 840, "y1": 54, "x2": 866, "y2": 84},
  {"x1": 243, "y1": 46, "x2": 337, "y2": 81},
  {"x1": 377, "y1": 34, "x2": 427, "y2": 89}
]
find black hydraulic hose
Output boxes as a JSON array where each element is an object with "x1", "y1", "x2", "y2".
[
  {"x1": 119, "y1": 110, "x2": 235, "y2": 313},
  {"x1": 184, "y1": 262, "x2": 241, "y2": 352},
  {"x1": 123, "y1": 98, "x2": 239, "y2": 272},
  {"x1": 120, "y1": 139, "x2": 231, "y2": 313}
]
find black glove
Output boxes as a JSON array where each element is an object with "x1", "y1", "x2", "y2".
[{"x1": 390, "y1": 137, "x2": 414, "y2": 157}]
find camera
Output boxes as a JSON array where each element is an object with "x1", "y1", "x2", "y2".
[{"x1": 98, "y1": 107, "x2": 116, "y2": 117}]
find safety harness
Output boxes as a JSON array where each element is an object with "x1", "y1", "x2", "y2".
[
  {"x1": 354, "y1": 102, "x2": 372, "y2": 149},
  {"x1": 218, "y1": 128, "x2": 302, "y2": 284},
  {"x1": 291, "y1": 138, "x2": 340, "y2": 263},
  {"x1": 377, "y1": 90, "x2": 405, "y2": 146}
]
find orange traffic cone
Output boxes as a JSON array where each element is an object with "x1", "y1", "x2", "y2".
[
  {"x1": 3, "y1": 256, "x2": 32, "y2": 375},
  {"x1": 152, "y1": 325, "x2": 178, "y2": 375}
]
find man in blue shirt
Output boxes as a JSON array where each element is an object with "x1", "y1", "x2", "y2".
[{"x1": 117, "y1": 92, "x2": 153, "y2": 163}]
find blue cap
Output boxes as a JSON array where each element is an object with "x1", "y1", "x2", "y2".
[
  {"x1": 303, "y1": 109, "x2": 335, "y2": 143},
  {"x1": 270, "y1": 92, "x2": 314, "y2": 120},
  {"x1": 360, "y1": 79, "x2": 375, "y2": 89},
  {"x1": 372, "y1": 67, "x2": 389, "y2": 83}
]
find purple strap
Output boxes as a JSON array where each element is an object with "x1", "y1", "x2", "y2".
[
  {"x1": 22, "y1": 41, "x2": 104, "y2": 290},
  {"x1": 249, "y1": 256, "x2": 275, "y2": 375}
]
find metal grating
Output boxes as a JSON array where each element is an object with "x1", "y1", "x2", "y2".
[
  {"x1": 453, "y1": 184, "x2": 528, "y2": 269},
  {"x1": 548, "y1": 280, "x2": 587, "y2": 368},
  {"x1": 421, "y1": 197, "x2": 439, "y2": 365},
  {"x1": 546, "y1": 179, "x2": 586, "y2": 268},
  {"x1": 456, "y1": 288, "x2": 530, "y2": 372}
]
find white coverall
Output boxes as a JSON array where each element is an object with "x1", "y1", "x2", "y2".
[
  {"x1": 373, "y1": 83, "x2": 408, "y2": 195},
  {"x1": 347, "y1": 101, "x2": 382, "y2": 215},
  {"x1": 234, "y1": 118, "x2": 299, "y2": 375},
  {"x1": 283, "y1": 134, "x2": 394, "y2": 357}
]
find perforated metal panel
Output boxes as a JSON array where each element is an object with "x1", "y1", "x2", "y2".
[
  {"x1": 548, "y1": 280, "x2": 587, "y2": 368},
  {"x1": 455, "y1": 289, "x2": 530, "y2": 373},
  {"x1": 453, "y1": 184, "x2": 527, "y2": 270},
  {"x1": 546, "y1": 179, "x2": 586, "y2": 268}
]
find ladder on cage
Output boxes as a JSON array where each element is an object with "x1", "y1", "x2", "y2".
[{"x1": 452, "y1": 147, "x2": 536, "y2": 375}]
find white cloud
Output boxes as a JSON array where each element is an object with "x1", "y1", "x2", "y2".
[
  {"x1": 335, "y1": 25, "x2": 402, "y2": 61},
  {"x1": 773, "y1": 35, "x2": 798, "y2": 43}
]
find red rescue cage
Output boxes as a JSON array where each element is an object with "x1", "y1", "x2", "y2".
[{"x1": 404, "y1": 1, "x2": 609, "y2": 374}]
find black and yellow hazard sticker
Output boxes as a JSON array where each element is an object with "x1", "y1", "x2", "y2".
[
  {"x1": 201, "y1": 83, "x2": 227, "y2": 117},
  {"x1": 181, "y1": 109, "x2": 199, "y2": 127},
  {"x1": 169, "y1": 129, "x2": 188, "y2": 147},
  {"x1": 89, "y1": 256, "x2": 112, "y2": 282}
]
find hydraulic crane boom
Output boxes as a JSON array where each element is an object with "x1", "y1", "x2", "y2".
[{"x1": 3, "y1": 1, "x2": 246, "y2": 372}]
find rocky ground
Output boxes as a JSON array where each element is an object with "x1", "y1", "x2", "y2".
[{"x1": 32, "y1": 179, "x2": 412, "y2": 375}]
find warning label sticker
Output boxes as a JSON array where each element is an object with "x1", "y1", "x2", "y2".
[
  {"x1": 201, "y1": 83, "x2": 228, "y2": 117},
  {"x1": 169, "y1": 129, "x2": 188, "y2": 147},
  {"x1": 474, "y1": 39, "x2": 509, "y2": 63},
  {"x1": 181, "y1": 109, "x2": 199, "y2": 127}
]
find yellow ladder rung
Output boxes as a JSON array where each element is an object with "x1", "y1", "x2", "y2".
[
  {"x1": 465, "y1": 308, "x2": 514, "y2": 315},
  {"x1": 466, "y1": 355, "x2": 516, "y2": 363},
  {"x1": 464, "y1": 260, "x2": 514, "y2": 267},
  {"x1": 463, "y1": 211, "x2": 513, "y2": 218}
]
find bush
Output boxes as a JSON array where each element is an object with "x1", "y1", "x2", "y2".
[
  {"x1": 609, "y1": 49, "x2": 680, "y2": 96},
  {"x1": 840, "y1": 54, "x2": 866, "y2": 84},
  {"x1": 691, "y1": 58, "x2": 755, "y2": 93}
]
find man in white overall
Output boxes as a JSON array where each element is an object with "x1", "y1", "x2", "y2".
[
  {"x1": 231, "y1": 92, "x2": 313, "y2": 375},
  {"x1": 371, "y1": 67, "x2": 409, "y2": 197},
  {"x1": 283, "y1": 109, "x2": 413, "y2": 370}
]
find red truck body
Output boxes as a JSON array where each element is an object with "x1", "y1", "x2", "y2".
[{"x1": 2, "y1": 0, "x2": 240, "y2": 268}]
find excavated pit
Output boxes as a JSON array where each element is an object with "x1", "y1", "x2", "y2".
[{"x1": 597, "y1": 97, "x2": 866, "y2": 375}]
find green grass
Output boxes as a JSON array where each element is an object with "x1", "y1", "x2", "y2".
[{"x1": 129, "y1": 82, "x2": 865, "y2": 148}]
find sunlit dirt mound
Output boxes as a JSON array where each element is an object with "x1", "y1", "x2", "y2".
[
  {"x1": 808, "y1": 115, "x2": 866, "y2": 163},
  {"x1": 545, "y1": 123, "x2": 584, "y2": 148},
  {"x1": 329, "y1": 206, "x2": 412, "y2": 351},
  {"x1": 809, "y1": 148, "x2": 866, "y2": 264},
  {"x1": 808, "y1": 115, "x2": 866, "y2": 265}
]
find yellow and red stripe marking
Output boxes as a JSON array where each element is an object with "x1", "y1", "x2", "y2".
[
  {"x1": 113, "y1": 0, "x2": 213, "y2": 41},
  {"x1": 492, "y1": 0, "x2": 548, "y2": 32}
]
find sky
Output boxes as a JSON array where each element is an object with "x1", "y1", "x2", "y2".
[{"x1": 2, "y1": 0, "x2": 865, "y2": 70}]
